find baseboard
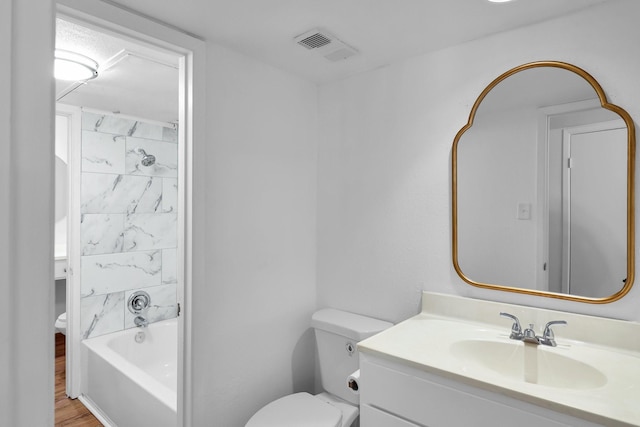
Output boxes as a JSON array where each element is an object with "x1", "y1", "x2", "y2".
[{"x1": 78, "y1": 394, "x2": 115, "y2": 427}]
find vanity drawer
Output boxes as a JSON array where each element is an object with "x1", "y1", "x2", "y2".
[
  {"x1": 361, "y1": 404, "x2": 420, "y2": 427},
  {"x1": 54, "y1": 259, "x2": 67, "y2": 280},
  {"x1": 360, "y1": 356, "x2": 583, "y2": 427}
]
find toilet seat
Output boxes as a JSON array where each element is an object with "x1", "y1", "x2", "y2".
[
  {"x1": 245, "y1": 392, "x2": 342, "y2": 427},
  {"x1": 55, "y1": 312, "x2": 67, "y2": 335}
]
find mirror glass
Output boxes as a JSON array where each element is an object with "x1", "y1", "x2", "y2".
[{"x1": 452, "y1": 62, "x2": 635, "y2": 302}]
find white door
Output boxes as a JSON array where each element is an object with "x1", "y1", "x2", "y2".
[{"x1": 562, "y1": 120, "x2": 627, "y2": 297}]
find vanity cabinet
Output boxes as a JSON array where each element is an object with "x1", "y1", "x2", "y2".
[
  {"x1": 362, "y1": 404, "x2": 420, "y2": 427},
  {"x1": 360, "y1": 354, "x2": 603, "y2": 427},
  {"x1": 54, "y1": 258, "x2": 67, "y2": 280}
]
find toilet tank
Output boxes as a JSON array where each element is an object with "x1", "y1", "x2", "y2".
[{"x1": 311, "y1": 309, "x2": 392, "y2": 404}]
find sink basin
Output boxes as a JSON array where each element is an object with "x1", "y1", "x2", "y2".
[
  {"x1": 358, "y1": 293, "x2": 640, "y2": 426},
  {"x1": 450, "y1": 339, "x2": 607, "y2": 390}
]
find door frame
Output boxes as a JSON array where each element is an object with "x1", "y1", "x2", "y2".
[
  {"x1": 536, "y1": 99, "x2": 601, "y2": 291},
  {"x1": 56, "y1": 1, "x2": 205, "y2": 425},
  {"x1": 560, "y1": 119, "x2": 627, "y2": 294},
  {"x1": 536, "y1": 99, "x2": 626, "y2": 293},
  {"x1": 55, "y1": 103, "x2": 82, "y2": 397}
]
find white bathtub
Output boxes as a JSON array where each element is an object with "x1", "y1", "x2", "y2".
[{"x1": 82, "y1": 318, "x2": 177, "y2": 427}]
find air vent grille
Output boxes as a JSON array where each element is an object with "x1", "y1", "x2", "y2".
[
  {"x1": 294, "y1": 28, "x2": 359, "y2": 62},
  {"x1": 298, "y1": 33, "x2": 332, "y2": 50}
]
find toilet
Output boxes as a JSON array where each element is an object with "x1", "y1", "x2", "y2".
[
  {"x1": 246, "y1": 308, "x2": 392, "y2": 427},
  {"x1": 55, "y1": 312, "x2": 67, "y2": 335}
]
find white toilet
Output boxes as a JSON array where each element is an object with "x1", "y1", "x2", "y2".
[
  {"x1": 246, "y1": 308, "x2": 392, "y2": 427},
  {"x1": 55, "y1": 312, "x2": 67, "y2": 335}
]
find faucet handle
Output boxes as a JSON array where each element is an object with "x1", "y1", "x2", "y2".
[
  {"x1": 541, "y1": 320, "x2": 567, "y2": 347},
  {"x1": 499, "y1": 312, "x2": 523, "y2": 339},
  {"x1": 524, "y1": 323, "x2": 536, "y2": 337}
]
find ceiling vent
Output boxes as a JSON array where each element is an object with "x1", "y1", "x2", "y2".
[{"x1": 294, "y1": 28, "x2": 358, "y2": 62}]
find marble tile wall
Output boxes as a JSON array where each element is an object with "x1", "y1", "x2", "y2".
[{"x1": 80, "y1": 111, "x2": 179, "y2": 339}]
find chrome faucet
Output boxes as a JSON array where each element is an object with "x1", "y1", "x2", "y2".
[
  {"x1": 129, "y1": 291, "x2": 151, "y2": 329},
  {"x1": 539, "y1": 320, "x2": 567, "y2": 347},
  {"x1": 522, "y1": 323, "x2": 539, "y2": 344},
  {"x1": 134, "y1": 315, "x2": 148, "y2": 328},
  {"x1": 499, "y1": 313, "x2": 567, "y2": 347},
  {"x1": 499, "y1": 312, "x2": 523, "y2": 340}
]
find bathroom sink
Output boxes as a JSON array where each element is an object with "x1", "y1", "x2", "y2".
[
  {"x1": 450, "y1": 339, "x2": 607, "y2": 390},
  {"x1": 358, "y1": 292, "x2": 640, "y2": 426}
]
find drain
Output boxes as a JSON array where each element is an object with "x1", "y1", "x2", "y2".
[{"x1": 135, "y1": 331, "x2": 146, "y2": 343}]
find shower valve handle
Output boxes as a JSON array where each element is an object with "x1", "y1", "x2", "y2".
[{"x1": 128, "y1": 291, "x2": 151, "y2": 314}]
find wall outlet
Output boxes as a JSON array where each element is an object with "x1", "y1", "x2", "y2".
[{"x1": 517, "y1": 202, "x2": 531, "y2": 220}]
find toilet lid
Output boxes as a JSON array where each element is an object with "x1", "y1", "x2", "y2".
[{"x1": 246, "y1": 392, "x2": 342, "y2": 427}]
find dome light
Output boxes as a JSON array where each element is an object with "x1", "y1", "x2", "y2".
[{"x1": 54, "y1": 49, "x2": 98, "y2": 81}]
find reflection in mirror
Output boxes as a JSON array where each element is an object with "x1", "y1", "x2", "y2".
[{"x1": 452, "y1": 62, "x2": 635, "y2": 303}]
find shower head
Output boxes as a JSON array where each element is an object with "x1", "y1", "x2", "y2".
[
  {"x1": 135, "y1": 148, "x2": 156, "y2": 167},
  {"x1": 141, "y1": 153, "x2": 156, "y2": 167}
]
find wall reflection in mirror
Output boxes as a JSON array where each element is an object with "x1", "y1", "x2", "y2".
[{"x1": 452, "y1": 62, "x2": 635, "y2": 303}]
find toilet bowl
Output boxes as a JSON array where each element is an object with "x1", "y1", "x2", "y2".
[
  {"x1": 246, "y1": 309, "x2": 392, "y2": 427},
  {"x1": 246, "y1": 392, "x2": 358, "y2": 427},
  {"x1": 55, "y1": 312, "x2": 67, "y2": 335}
]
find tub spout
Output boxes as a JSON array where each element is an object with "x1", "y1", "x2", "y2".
[{"x1": 134, "y1": 316, "x2": 148, "y2": 328}]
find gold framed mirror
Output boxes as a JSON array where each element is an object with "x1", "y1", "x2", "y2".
[{"x1": 452, "y1": 61, "x2": 635, "y2": 303}]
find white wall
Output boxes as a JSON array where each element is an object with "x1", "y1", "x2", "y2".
[
  {"x1": 457, "y1": 106, "x2": 538, "y2": 288},
  {"x1": 0, "y1": 2, "x2": 11, "y2": 423},
  {"x1": 191, "y1": 43, "x2": 318, "y2": 426},
  {"x1": 0, "y1": 2, "x2": 11, "y2": 425},
  {"x1": 0, "y1": 0, "x2": 55, "y2": 425},
  {"x1": 317, "y1": 0, "x2": 640, "y2": 324}
]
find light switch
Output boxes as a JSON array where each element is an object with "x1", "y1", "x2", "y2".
[{"x1": 517, "y1": 202, "x2": 531, "y2": 220}]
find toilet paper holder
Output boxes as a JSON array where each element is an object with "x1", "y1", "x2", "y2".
[{"x1": 347, "y1": 369, "x2": 360, "y2": 394}]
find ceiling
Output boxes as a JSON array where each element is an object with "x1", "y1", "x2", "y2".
[
  {"x1": 56, "y1": 18, "x2": 180, "y2": 123},
  {"x1": 56, "y1": 0, "x2": 614, "y2": 122},
  {"x1": 104, "y1": 0, "x2": 613, "y2": 84}
]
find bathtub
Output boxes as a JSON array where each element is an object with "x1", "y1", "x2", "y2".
[{"x1": 82, "y1": 318, "x2": 177, "y2": 427}]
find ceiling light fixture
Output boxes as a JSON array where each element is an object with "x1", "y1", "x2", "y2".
[{"x1": 54, "y1": 49, "x2": 99, "y2": 81}]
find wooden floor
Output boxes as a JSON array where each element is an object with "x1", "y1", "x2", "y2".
[{"x1": 55, "y1": 333, "x2": 102, "y2": 427}]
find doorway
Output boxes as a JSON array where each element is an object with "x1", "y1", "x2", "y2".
[
  {"x1": 538, "y1": 99, "x2": 628, "y2": 297},
  {"x1": 54, "y1": 2, "x2": 200, "y2": 424},
  {"x1": 559, "y1": 121, "x2": 627, "y2": 296}
]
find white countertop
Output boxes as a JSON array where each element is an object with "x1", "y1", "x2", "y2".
[
  {"x1": 358, "y1": 292, "x2": 640, "y2": 427},
  {"x1": 54, "y1": 243, "x2": 67, "y2": 261}
]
